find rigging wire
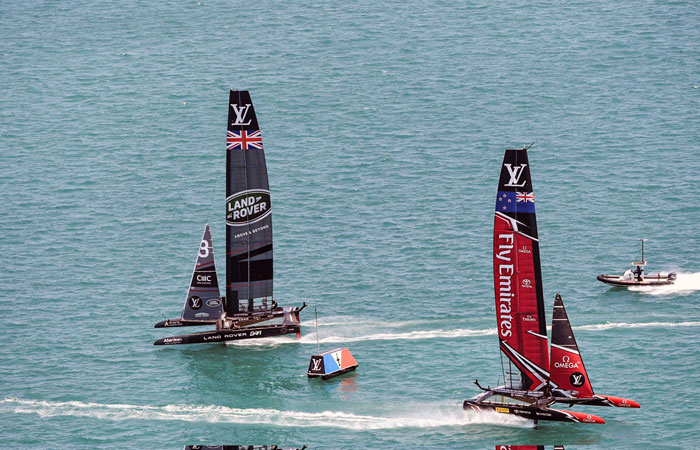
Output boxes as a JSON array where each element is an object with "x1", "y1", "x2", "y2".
[{"x1": 314, "y1": 307, "x2": 320, "y2": 354}]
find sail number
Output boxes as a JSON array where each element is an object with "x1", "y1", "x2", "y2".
[{"x1": 199, "y1": 240, "x2": 209, "y2": 258}]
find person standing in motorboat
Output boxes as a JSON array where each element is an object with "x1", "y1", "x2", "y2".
[{"x1": 634, "y1": 265, "x2": 644, "y2": 281}]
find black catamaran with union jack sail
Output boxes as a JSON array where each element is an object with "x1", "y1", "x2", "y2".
[
  {"x1": 463, "y1": 148, "x2": 640, "y2": 424},
  {"x1": 154, "y1": 91, "x2": 305, "y2": 345}
]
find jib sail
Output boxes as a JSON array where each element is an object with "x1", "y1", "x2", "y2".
[
  {"x1": 493, "y1": 148, "x2": 549, "y2": 390},
  {"x1": 182, "y1": 223, "x2": 223, "y2": 321},
  {"x1": 549, "y1": 293, "x2": 594, "y2": 397},
  {"x1": 225, "y1": 90, "x2": 273, "y2": 314}
]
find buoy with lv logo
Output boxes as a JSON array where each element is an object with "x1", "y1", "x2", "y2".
[{"x1": 307, "y1": 308, "x2": 358, "y2": 380}]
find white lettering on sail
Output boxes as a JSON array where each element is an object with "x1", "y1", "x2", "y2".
[
  {"x1": 229, "y1": 198, "x2": 267, "y2": 221},
  {"x1": 199, "y1": 239, "x2": 209, "y2": 258},
  {"x1": 226, "y1": 190, "x2": 272, "y2": 226},
  {"x1": 504, "y1": 164, "x2": 528, "y2": 187},
  {"x1": 554, "y1": 354, "x2": 580, "y2": 369},
  {"x1": 497, "y1": 233, "x2": 515, "y2": 337},
  {"x1": 230, "y1": 103, "x2": 252, "y2": 126},
  {"x1": 234, "y1": 224, "x2": 269, "y2": 239}
]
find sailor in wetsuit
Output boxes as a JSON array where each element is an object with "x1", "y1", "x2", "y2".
[{"x1": 634, "y1": 265, "x2": 643, "y2": 281}]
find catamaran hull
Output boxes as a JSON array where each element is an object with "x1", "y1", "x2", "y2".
[
  {"x1": 596, "y1": 274, "x2": 674, "y2": 287},
  {"x1": 154, "y1": 324, "x2": 300, "y2": 345},
  {"x1": 463, "y1": 401, "x2": 605, "y2": 424}
]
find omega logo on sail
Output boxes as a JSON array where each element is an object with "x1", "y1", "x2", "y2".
[
  {"x1": 554, "y1": 354, "x2": 580, "y2": 369},
  {"x1": 495, "y1": 233, "x2": 514, "y2": 337}
]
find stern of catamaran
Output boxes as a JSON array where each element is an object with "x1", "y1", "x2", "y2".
[{"x1": 282, "y1": 303, "x2": 306, "y2": 338}]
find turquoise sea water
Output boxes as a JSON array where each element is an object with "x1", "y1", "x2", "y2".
[{"x1": 1, "y1": 0, "x2": 699, "y2": 448}]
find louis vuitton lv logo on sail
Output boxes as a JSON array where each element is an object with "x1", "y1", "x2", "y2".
[
  {"x1": 230, "y1": 103, "x2": 252, "y2": 126},
  {"x1": 504, "y1": 163, "x2": 528, "y2": 187}
]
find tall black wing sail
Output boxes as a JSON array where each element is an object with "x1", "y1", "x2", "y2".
[{"x1": 225, "y1": 90, "x2": 273, "y2": 314}]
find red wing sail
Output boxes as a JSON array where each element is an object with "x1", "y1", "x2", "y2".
[
  {"x1": 494, "y1": 149, "x2": 549, "y2": 391},
  {"x1": 549, "y1": 293, "x2": 594, "y2": 398}
]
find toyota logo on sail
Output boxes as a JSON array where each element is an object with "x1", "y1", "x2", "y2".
[{"x1": 521, "y1": 278, "x2": 532, "y2": 288}]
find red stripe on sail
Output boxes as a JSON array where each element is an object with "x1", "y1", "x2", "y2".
[
  {"x1": 226, "y1": 281, "x2": 267, "y2": 287},
  {"x1": 226, "y1": 243, "x2": 270, "y2": 256}
]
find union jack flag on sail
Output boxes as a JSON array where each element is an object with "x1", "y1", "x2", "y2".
[
  {"x1": 516, "y1": 192, "x2": 535, "y2": 203},
  {"x1": 497, "y1": 191, "x2": 535, "y2": 213},
  {"x1": 226, "y1": 130, "x2": 264, "y2": 150}
]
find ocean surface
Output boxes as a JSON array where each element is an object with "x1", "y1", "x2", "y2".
[{"x1": 1, "y1": 0, "x2": 699, "y2": 448}]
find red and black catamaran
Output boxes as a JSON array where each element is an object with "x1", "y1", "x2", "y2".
[
  {"x1": 154, "y1": 91, "x2": 305, "y2": 345},
  {"x1": 463, "y1": 148, "x2": 639, "y2": 424}
]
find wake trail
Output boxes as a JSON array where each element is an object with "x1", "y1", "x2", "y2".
[
  {"x1": 628, "y1": 272, "x2": 700, "y2": 296},
  {"x1": 227, "y1": 319, "x2": 700, "y2": 346},
  {"x1": 298, "y1": 328, "x2": 494, "y2": 344},
  {"x1": 300, "y1": 317, "x2": 472, "y2": 328},
  {"x1": 574, "y1": 321, "x2": 700, "y2": 331},
  {"x1": 0, "y1": 398, "x2": 530, "y2": 430}
]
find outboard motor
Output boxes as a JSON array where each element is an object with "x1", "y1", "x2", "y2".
[{"x1": 668, "y1": 272, "x2": 677, "y2": 281}]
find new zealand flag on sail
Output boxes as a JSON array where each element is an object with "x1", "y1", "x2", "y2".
[{"x1": 496, "y1": 191, "x2": 535, "y2": 213}]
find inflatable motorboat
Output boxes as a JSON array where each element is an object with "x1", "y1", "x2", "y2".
[{"x1": 597, "y1": 239, "x2": 676, "y2": 287}]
